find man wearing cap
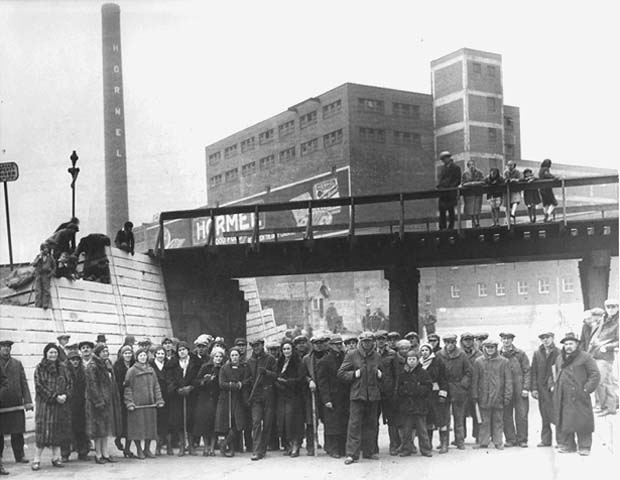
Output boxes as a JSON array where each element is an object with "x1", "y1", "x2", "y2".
[
  {"x1": 56, "y1": 334, "x2": 71, "y2": 363},
  {"x1": 461, "y1": 332, "x2": 482, "y2": 444},
  {"x1": 193, "y1": 335, "x2": 211, "y2": 366},
  {"x1": 343, "y1": 335, "x2": 358, "y2": 353},
  {"x1": 293, "y1": 335, "x2": 310, "y2": 359},
  {"x1": 246, "y1": 339, "x2": 277, "y2": 460},
  {"x1": 0, "y1": 367, "x2": 8, "y2": 475},
  {"x1": 374, "y1": 331, "x2": 399, "y2": 456},
  {"x1": 162, "y1": 337, "x2": 176, "y2": 361},
  {"x1": 387, "y1": 332, "x2": 400, "y2": 351},
  {"x1": 499, "y1": 332, "x2": 531, "y2": 447},
  {"x1": 580, "y1": 309, "x2": 603, "y2": 352},
  {"x1": 436, "y1": 334, "x2": 472, "y2": 450},
  {"x1": 404, "y1": 331, "x2": 420, "y2": 355},
  {"x1": 338, "y1": 332, "x2": 384, "y2": 465},
  {"x1": 554, "y1": 333, "x2": 600, "y2": 455},
  {"x1": 316, "y1": 335, "x2": 349, "y2": 458},
  {"x1": 471, "y1": 340, "x2": 512, "y2": 449},
  {"x1": 0, "y1": 340, "x2": 33, "y2": 464},
  {"x1": 589, "y1": 299, "x2": 618, "y2": 416},
  {"x1": 234, "y1": 338, "x2": 249, "y2": 361},
  {"x1": 427, "y1": 334, "x2": 441, "y2": 354},
  {"x1": 436, "y1": 151, "x2": 462, "y2": 230},
  {"x1": 302, "y1": 335, "x2": 329, "y2": 456},
  {"x1": 61, "y1": 347, "x2": 89, "y2": 461},
  {"x1": 474, "y1": 333, "x2": 489, "y2": 353},
  {"x1": 530, "y1": 332, "x2": 560, "y2": 447}
]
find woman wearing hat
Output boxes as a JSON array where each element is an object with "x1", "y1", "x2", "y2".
[
  {"x1": 84, "y1": 342, "x2": 119, "y2": 464},
  {"x1": 113, "y1": 345, "x2": 135, "y2": 457},
  {"x1": 193, "y1": 346, "x2": 225, "y2": 456},
  {"x1": 31, "y1": 343, "x2": 73, "y2": 471},
  {"x1": 124, "y1": 348, "x2": 164, "y2": 459},
  {"x1": 150, "y1": 346, "x2": 170, "y2": 455}
]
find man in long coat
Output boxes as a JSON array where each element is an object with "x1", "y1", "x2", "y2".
[
  {"x1": 374, "y1": 331, "x2": 398, "y2": 455},
  {"x1": 461, "y1": 332, "x2": 482, "y2": 443},
  {"x1": 302, "y1": 335, "x2": 328, "y2": 456},
  {"x1": 316, "y1": 335, "x2": 349, "y2": 458},
  {"x1": 436, "y1": 151, "x2": 462, "y2": 230},
  {"x1": 0, "y1": 362, "x2": 9, "y2": 475},
  {"x1": 530, "y1": 332, "x2": 560, "y2": 447},
  {"x1": 554, "y1": 333, "x2": 600, "y2": 455},
  {"x1": 61, "y1": 348, "x2": 89, "y2": 461},
  {"x1": 0, "y1": 340, "x2": 33, "y2": 464},
  {"x1": 337, "y1": 332, "x2": 384, "y2": 465},
  {"x1": 499, "y1": 332, "x2": 531, "y2": 447}
]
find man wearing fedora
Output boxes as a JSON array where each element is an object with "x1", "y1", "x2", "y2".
[
  {"x1": 436, "y1": 151, "x2": 462, "y2": 230},
  {"x1": 554, "y1": 333, "x2": 600, "y2": 455},
  {"x1": 530, "y1": 332, "x2": 560, "y2": 447},
  {"x1": 0, "y1": 340, "x2": 33, "y2": 465},
  {"x1": 56, "y1": 334, "x2": 71, "y2": 363}
]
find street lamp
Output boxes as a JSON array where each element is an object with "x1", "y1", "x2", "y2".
[{"x1": 68, "y1": 150, "x2": 80, "y2": 218}]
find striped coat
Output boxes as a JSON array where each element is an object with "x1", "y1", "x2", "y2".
[{"x1": 34, "y1": 359, "x2": 73, "y2": 448}]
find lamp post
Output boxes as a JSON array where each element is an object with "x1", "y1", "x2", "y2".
[{"x1": 68, "y1": 150, "x2": 79, "y2": 218}]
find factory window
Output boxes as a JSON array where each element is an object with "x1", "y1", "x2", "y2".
[
  {"x1": 538, "y1": 278, "x2": 551, "y2": 294},
  {"x1": 224, "y1": 168, "x2": 238, "y2": 182},
  {"x1": 240, "y1": 136, "x2": 256, "y2": 152},
  {"x1": 279, "y1": 146, "x2": 296, "y2": 162},
  {"x1": 488, "y1": 128, "x2": 497, "y2": 144},
  {"x1": 504, "y1": 116, "x2": 514, "y2": 130},
  {"x1": 300, "y1": 138, "x2": 319, "y2": 156},
  {"x1": 495, "y1": 281, "x2": 506, "y2": 297},
  {"x1": 477, "y1": 283, "x2": 488, "y2": 297},
  {"x1": 241, "y1": 161, "x2": 256, "y2": 177},
  {"x1": 208, "y1": 151, "x2": 221, "y2": 166},
  {"x1": 209, "y1": 174, "x2": 222, "y2": 187},
  {"x1": 562, "y1": 277, "x2": 574, "y2": 293},
  {"x1": 517, "y1": 280, "x2": 528, "y2": 296},
  {"x1": 259, "y1": 129, "x2": 274, "y2": 144},
  {"x1": 472, "y1": 62, "x2": 482, "y2": 75},
  {"x1": 393, "y1": 102, "x2": 420, "y2": 119},
  {"x1": 322, "y1": 99, "x2": 342, "y2": 119},
  {"x1": 358, "y1": 98, "x2": 384, "y2": 114},
  {"x1": 224, "y1": 144, "x2": 238, "y2": 159},
  {"x1": 487, "y1": 97, "x2": 497, "y2": 113},
  {"x1": 393, "y1": 130, "x2": 421, "y2": 146},
  {"x1": 359, "y1": 127, "x2": 385, "y2": 143},
  {"x1": 450, "y1": 285, "x2": 460, "y2": 299},
  {"x1": 259, "y1": 154, "x2": 275, "y2": 170},
  {"x1": 487, "y1": 65, "x2": 496, "y2": 77},
  {"x1": 323, "y1": 129, "x2": 343, "y2": 148},
  {"x1": 300, "y1": 111, "x2": 317, "y2": 129},
  {"x1": 278, "y1": 120, "x2": 295, "y2": 138}
]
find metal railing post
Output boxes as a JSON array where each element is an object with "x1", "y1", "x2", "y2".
[
  {"x1": 561, "y1": 178, "x2": 567, "y2": 227},
  {"x1": 399, "y1": 193, "x2": 405, "y2": 241},
  {"x1": 506, "y1": 183, "x2": 511, "y2": 228},
  {"x1": 456, "y1": 187, "x2": 462, "y2": 233},
  {"x1": 349, "y1": 197, "x2": 355, "y2": 237},
  {"x1": 252, "y1": 205, "x2": 260, "y2": 251},
  {"x1": 305, "y1": 202, "x2": 313, "y2": 240},
  {"x1": 157, "y1": 216, "x2": 164, "y2": 258},
  {"x1": 207, "y1": 210, "x2": 216, "y2": 246}
]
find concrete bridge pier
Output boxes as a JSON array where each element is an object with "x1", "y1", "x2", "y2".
[
  {"x1": 579, "y1": 250, "x2": 612, "y2": 310},
  {"x1": 384, "y1": 266, "x2": 420, "y2": 336}
]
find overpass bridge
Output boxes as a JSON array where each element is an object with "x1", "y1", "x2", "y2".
[{"x1": 156, "y1": 175, "x2": 618, "y2": 338}]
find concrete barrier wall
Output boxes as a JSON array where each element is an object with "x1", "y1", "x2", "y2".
[{"x1": 0, "y1": 247, "x2": 173, "y2": 430}]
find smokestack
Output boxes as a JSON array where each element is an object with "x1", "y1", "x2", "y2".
[{"x1": 101, "y1": 3, "x2": 129, "y2": 236}]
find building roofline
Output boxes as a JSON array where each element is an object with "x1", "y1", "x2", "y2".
[{"x1": 431, "y1": 48, "x2": 502, "y2": 67}]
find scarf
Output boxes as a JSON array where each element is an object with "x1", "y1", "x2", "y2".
[{"x1": 421, "y1": 352, "x2": 435, "y2": 370}]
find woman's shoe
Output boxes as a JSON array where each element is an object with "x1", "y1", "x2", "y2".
[
  {"x1": 114, "y1": 438, "x2": 124, "y2": 452},
  {"x1": 102, "y1": 456, "x2": 117, "y2": 463},
  {"x1": 51, "y1": 459, "x2": 65, "y2": 468},
  {"x1": 31, "y1": 461, "x2": 41, "y2": 471},
  {"x1": 123, "y1": 450, "x2": 137, "y2": 459},
  {"x1": 94, "y1": 456, "x2": 106, "y2": 465},
  {"x1": 144, "y1": 450, "x2": 156, "y2": 459}
]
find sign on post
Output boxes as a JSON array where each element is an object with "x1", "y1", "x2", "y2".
[{"x1": 0, "y1": 162, "x2": 19, "y2": 182}]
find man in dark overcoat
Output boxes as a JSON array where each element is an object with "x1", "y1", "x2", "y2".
[
  {"x1": 316, "y1": 335, "x2": 349, "y2": 458},
  {"x1": 589, "y1": 299, "x2": 619, "y2": 417},
  {"x1": 436, "y1": 151, "x2": 462, "y2": 230},
  {"x1": 0, "y1": 363, "x2": 9, "y2": 475},
  {"x1": 461, "y1": 332, "x2": 482, "y2": 443},
  {"x1": 337, "y1": 332, "x2": 384, "y2": 465},
  {"x1": 554, "y1": 333, "x2": 600, "y2": 455},
  {"x1": 530, "y1": 332, "x2": 560, "y2": 447},
  {"x1": 0, "y1": 340, "x2": 33, "y2": 464},
  {"x1": 374, "y1": 331, "x2": 398, "y2": 455},
  {"x1": 61, "y1": 347, "x2": 89, "y2": 461},
  {"x1": 246, "y1": 338, "x2": 277, "y2": 461},
  {"x1": 302, "y1": 335, "x2": 328, "y2": 456}
]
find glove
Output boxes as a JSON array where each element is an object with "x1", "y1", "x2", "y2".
[
  {"x1": 531, "y1": 390, "x2": 539, "y2": 400},
  {"x1": 376, "y1": 369, "x2": 382, "y2": 379},
  {"x1": 309, "y1": 380, "x2": 317, "y2": 392},
  {"x1": 325, "y1": 402, "x2": 333, "y2": 409},
  {"x1": 237, "y1": 382, "x2": 243, "y2": 390},
  {"x1": 354, "y1": 369, "x2": 361, "y2": 379},
  {"x1": 127, "y1": 405, "x2": 135, "y2": 411}
]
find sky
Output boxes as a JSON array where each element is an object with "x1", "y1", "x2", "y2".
[{"x1": 0, "y1": 0, "x2": 618, "y2": 264}]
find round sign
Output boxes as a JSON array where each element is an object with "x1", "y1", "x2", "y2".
[{"x1": 0, "y1": 162, "x2": 19, "y2": 182}]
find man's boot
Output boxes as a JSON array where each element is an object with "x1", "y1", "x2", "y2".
[
  {"x1": 290, "y1": 440, "x2": 300, "y2": 458},
  {"x1": 427, "y1": 429, "x2": 434, "y2": 448},
  {"x1": 177, "y1": 433, "x2": 186, "y2": 457},
  {"x1": 305, "y1": 425, "x2": 315, "y2": 456},
  {"x1": 439, "y1": 431, "x2": 449, "y2": 454},
  {"x1": 166, "y1": 435, "x2": 174, "y2": 455},
  {"x1": 187, "y1": 435, "x2": 196, "y2": 456}
]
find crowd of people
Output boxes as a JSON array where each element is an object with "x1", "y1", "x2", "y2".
[
  {"x1": 436, "y1": 151, "x2": 561, "y2": 229},
  {"x1": 0, "y1": 299, "x2": 617, "y2": 473}
]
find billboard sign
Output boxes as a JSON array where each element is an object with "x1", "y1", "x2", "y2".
[{"x1": 193, "y1": 166, "x2": 350, "y2": 246}]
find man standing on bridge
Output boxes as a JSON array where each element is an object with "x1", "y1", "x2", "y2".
[{"x1": 436, "y1": 151, "x2": 462, "y2": 230}]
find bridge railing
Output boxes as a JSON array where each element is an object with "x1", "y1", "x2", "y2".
[{"x1": 156, "y1": 174, "x2": 618, "y2": 253}]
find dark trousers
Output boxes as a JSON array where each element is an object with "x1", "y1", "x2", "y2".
[
  {"x1": 61, "y1": 430, "x2": 90, "y2": 458},
  {"x1": 463, "y1": 398, "x2": 480, "y2": 440},
  {"x1": 503, "y1": 395, "x2": 529, "y2": 444},
  {"x1": 0, "y1": 434, "x2": 25, "y2": 461},
  {"x1": 398, "y1": 415, "x2": 431, "y2": 455},
  {"x1": 563, "y1": 431, "x2": 592, "y2": 451},
  {"x1": 251, "y1": 400, "x2": 275, "y2": 456},
  {"x1": 479, "y1": 407, "x2": 503, "y2": 446},
  {"x1": 324, "y1": 434, "x2": 346, "y2": 457},
  {"x1": 345, "y1": 400, "x2": 378, "y2": 459},
  {"x1": 537, "y1": 399, "x2": 559, "y2": 446},
  {"x1": 376, "y1": 397, "x2": 399, "y2": 453},
  {"x1": 438, "y1": 202, "x2": 456, "y2": 230},
  {"x1": 445, "y1": 400, "x2": 466, "y2": 446}
]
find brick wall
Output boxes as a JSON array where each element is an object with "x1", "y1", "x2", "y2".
[
  {"x1": 433, "y1": 61, "x2": 463, "y2": 98},
  {"x1": 435, "y1": 99, "x2": 463, "y2": 128}
]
